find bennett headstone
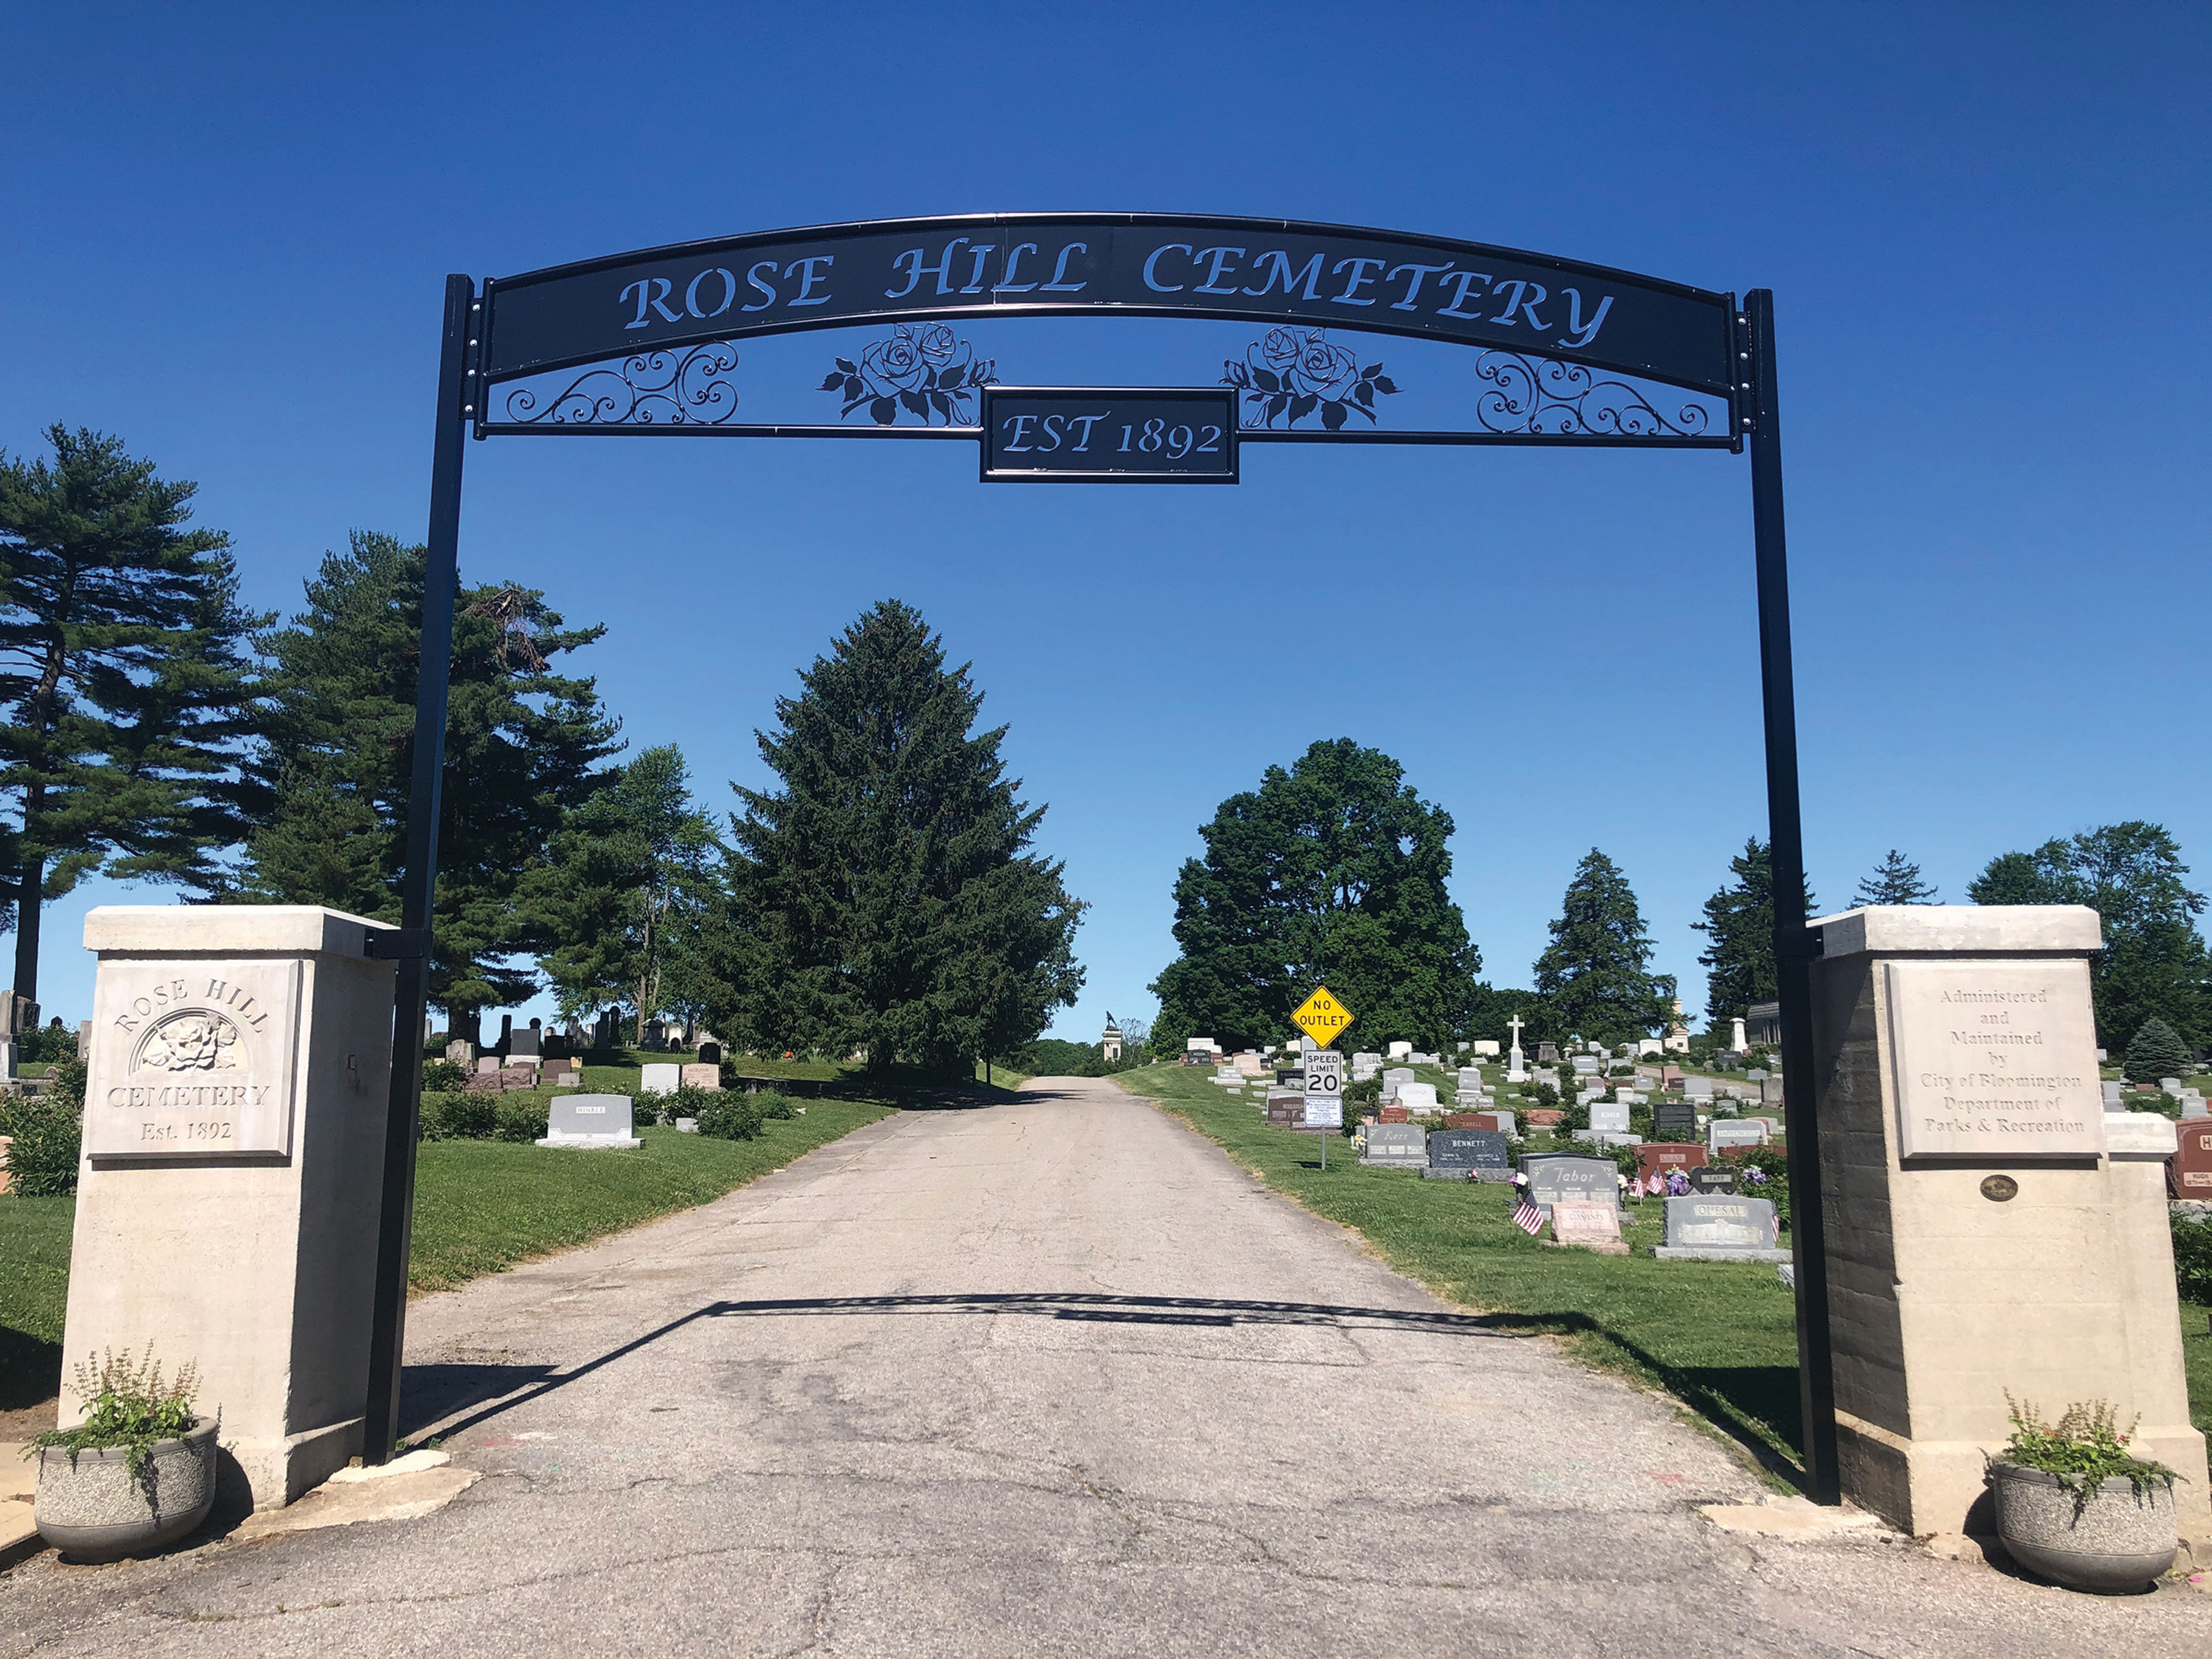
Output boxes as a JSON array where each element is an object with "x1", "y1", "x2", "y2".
[{"x1": 1425, "y1": 1128, "x2": 1505, "y2": 1180}]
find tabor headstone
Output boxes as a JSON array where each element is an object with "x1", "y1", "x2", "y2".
[
  {"x1": 1519, "y1": 1154, "x2": 1619, "y2": 1214},
  {"x1": 539, "y1": 1092, "x2": 641, "y2": 1150},
  {"x1": 696, "y1": 1039, "x2": 722, "y2": 1066},
  {"x1": 66, "y1": 904, "x2": 396, "y2": 1509},
  {"x1": 2171, "y1": 1120, "x2": 2212, "y2": 1198},
  {"x1": 1687, "y1": 1166, "x2": 1741, "y2": 1196},
  {"x1": 1360, "y1": 1123, "x2": 1427, "y2": 1168},
  {"x1": 1654, "y1": 1195, "x2": 1784, "y2": 1260},
  {"x1": 639, "y1": 1061, "x2": 682, "y2": 1095},
  {"x1": 680, "y1": 1062, "x2": 721, "y2": 1090},
  {"x1": 1589, "y1": 1101, "x2": 1630, "y2": 1135},
  {"x1": 1550, "y1": 1199, "x2": 1628, "y2": 1254},
  {"x1": 1635, "y1": 1142, "x2": 1707, "y2": 1182},
  {"x1": 1804, "y1": 904, "x2": 2207, "y2": 1543}
]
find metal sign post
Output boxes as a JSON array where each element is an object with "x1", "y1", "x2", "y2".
[
  {"x1": 1304, "y1": 1050, "x2": 1344, "y2": 1170},
  {"x1": 370, "y1": 215, "x2": 1833, "y2": 1502}
]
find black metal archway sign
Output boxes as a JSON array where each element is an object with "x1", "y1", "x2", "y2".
[{"x1": 363, "y1": 213, "x2": 1834, "y2": 1498}]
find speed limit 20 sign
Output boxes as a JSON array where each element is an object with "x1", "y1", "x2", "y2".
[{"x1": 1302, "y1": 1050, "x2": 1344, "y2": 1128}]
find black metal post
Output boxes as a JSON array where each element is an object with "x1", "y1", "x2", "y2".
[
  {"x1": 1745, "y1": 287, "x2": 1840, "y2": 1505},
  {"x1": 363, "y1": 273, "x2": 475, "y2": 1464}
]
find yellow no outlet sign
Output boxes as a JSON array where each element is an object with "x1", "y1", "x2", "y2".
[{"x1": 1290, "y1": 986, "x2": 1354, "y2": 1047}]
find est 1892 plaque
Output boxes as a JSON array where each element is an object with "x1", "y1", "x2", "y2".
[
  {"x1": 1883, "y1": 959, "x2": 2104, "y2": 1162},
  {"x1": 85, "y1": 960, "x2": 302, "y2": 1158},
  {"x1": 980, "y1": 388, "x2": 1237, "y2": 482}
]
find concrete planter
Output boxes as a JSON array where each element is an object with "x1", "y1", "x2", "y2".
[
  {"x1": 35, "y1": 1416, "x2": 219, "y2": 1562},
  {"x1": 1987, "y1": 1461, "x2": 2177, "y2": 1592}
]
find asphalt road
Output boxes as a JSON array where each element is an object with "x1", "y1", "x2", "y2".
[{"x1": 2, "y1": 1077, "x2": 2205, "y2": 1656}]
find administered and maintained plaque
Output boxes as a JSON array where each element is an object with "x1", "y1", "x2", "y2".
[
  {"x1": 1883, "y1": 960, "x2": 2104, "y2": 1161},
  {"x1": 85, "y1": 961, "x2": 302, "y2": 1157}
]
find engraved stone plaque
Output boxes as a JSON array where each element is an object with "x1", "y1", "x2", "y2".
[
  {"x1": 86, "y1": 960, "x2": 302, "y2": 1157},
  {"x1": 1884, "y1": 960, "x2": 2104, "y2": 1161}
]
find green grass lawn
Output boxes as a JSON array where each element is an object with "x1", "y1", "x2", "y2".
[
  {"x1": 1122, "y1": 1062, "x2": 2212, "y2": 1487},
  {"x1": 0, "y1": 1095, "x2": 894, "y2": 1410}
]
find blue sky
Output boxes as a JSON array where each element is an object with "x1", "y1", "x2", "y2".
[{"x1": 3, "y1": 3, "x2": 2206, "y2": 1043}]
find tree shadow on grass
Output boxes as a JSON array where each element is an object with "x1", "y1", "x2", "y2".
[{"x1": 0, "y1": 1325, "x2": 62, "y2": 1411}]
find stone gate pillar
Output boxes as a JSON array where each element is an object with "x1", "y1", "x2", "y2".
[
  {"x1": 1808, "y1": 904, "x2": 2208, "y2": 1548},
  {"x1": 62, "y1": 907, "x2": 396, "y2": 1509}
]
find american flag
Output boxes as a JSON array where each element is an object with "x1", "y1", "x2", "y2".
[{"x1": 1512, "y1": 1197, "x2": 1546, "y2": 1236}]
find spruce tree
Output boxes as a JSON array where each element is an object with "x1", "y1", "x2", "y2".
[
  {"x1": 523, "y1": 744, "x2": 719, "y2": 1041},
  {"x1": 2123, "y1": 1016, "x2": 2192, "y2": 1084},
  {"x1": 1532, "y1": 849, "x2": 1673, "y2": 1045},
  {"x1": 1150, "y1": 738, "x2": 1479, "y2": 1053},
  {"x1": 1693, "y1": 837, "x2": 1817, "y2": 1029},
  {"x1": 0, "y1": 426, "x2": 266, "y2": 1002},
  {"x1": 723, "y1": 600, "x2": 1084, "y2": 1075},
  {"x1": 1855, "y1": 849, "x2": 1937, "y2": 905},
  {"x1": 1969, "y1": 824, "x2": 2207, "y2": 1048},
  {"x1": 244, "y1": 532, "x2": 619, "y2": 1038}
]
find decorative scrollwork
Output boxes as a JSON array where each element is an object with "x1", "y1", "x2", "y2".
[
  {"x1": 503, "y1": 342, "x2": 741, "y2": 426},
  {"x1": 820, "y1": 324, "x2": 996, "y2": 425},
  {"x1": 1222, "y1": 327, "x2": 1399, "y2": 430},
  {"x1": 1474, "y1": 352, "x2": 1709, "y2": 437}
]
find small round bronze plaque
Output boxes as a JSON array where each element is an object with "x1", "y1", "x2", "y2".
[{"x1": 1980, "y1": 1174, "x2": 2019, "y2": 1202}]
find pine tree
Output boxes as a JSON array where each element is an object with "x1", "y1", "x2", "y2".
[
  {"x1": 721, "y1": 600, "x2": 1085, "y2": 1075},
  {"x1": 522, "y1": 745, "x2": 719, "y2": 1041},
  {"x1": 1150, "y1": 738, "x2": 1479, "y2": 1053},
  {"x1": 1692, "y1": 836, "x2": 1817, "y2": 1029},
  {"x1": 0, "y1": 426, "x2": 266, "y2": 1002},
  {"x1": 2123, "y1": 1016, "x2": 2192, "y2": 1084},
  {"x1": 243, "y1": 532, "x2": 619, "y2": 1039},
  {"x1": 1969, "y1": 824, "x2": 2207, "y2": 1048},
  {"x1": 1855, "y1": 849, "x2": 1937, "y2": 905},
  {"x1": 1532, "y1": 849, "x2": 1673, "y2": 1045}
]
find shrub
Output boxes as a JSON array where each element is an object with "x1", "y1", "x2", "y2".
[
  {"x1": 419, "y1": 1091, "x2": 498, "y2": 1141},
  {"x1": 493, "y1": 1097, "x2": 550, "y2": 1143},
  {"x1": 2174, "y1": 1214, "x2": 2212, "y2": 1305},
  {"x1": 2124, "y1": 1017, "x2": 2192, "y2": 1085},
  {"x1": 421, "y1": 1058, "x2": 468, "y2": 1092},
  {"x1": 32, "y1": 1347, "x2": 202, "y2": 1485},
  {"x1": 1996, "y1": 1395, "x2": 2179, "y2": 1506},
  {"x1": 696, "y1": 1093, "x2": 764, "y2": 1141},
  {"x1": 755, "y1": 1089, "x2": 797, "y2": 1120},
  {"x1": 1, "y1": 1059, "x2": 85, "y2": 1196},
  {"x1": 19, "y1": 1023, "x2": 77, "y2": 1065},
  {"x1": 1736, "y1": 1147, "x2": 1791, "y2": 1232}
]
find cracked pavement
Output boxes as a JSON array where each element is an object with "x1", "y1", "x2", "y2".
[{"x1": 2, "y1": 1076, "x2": 2206, "y2": 1655}]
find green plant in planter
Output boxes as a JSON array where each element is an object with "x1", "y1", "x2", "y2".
[
  {"x1": 28, "y1": 1348, "x2": 203, "y2": 1485},
  {"x1": 1995, "y1": 1395, "x2": 2181, "y2": 1514}
]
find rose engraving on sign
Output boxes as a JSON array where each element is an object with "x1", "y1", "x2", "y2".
[{"x1": 134, "y1": 1010, "x2": 243, "y2": 1073}]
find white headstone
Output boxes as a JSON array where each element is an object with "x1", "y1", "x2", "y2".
[
  {"x1": 639, "y1": 1062, "x2": 682, "y2": 1095},
  {"x1": 1710, "y1": 1120, "x2": 1768, "y2": 1152},
  {"x1": 1393, "y1": 1081, "x2": 1440, "y2": 1113},
  {"x1": 1589, "y1": 1101, "x2": 1631, "y2": 1134},
  {"x1": 1471, "y1": 1039, "x2": 1500, "y2": 1058},
  {"x1": 539, "y1": 1092, "x2": 641, "y2": 1150},
  {"x1": 1387, "y1": 1040, "x2": 1412, "y2": 1060}
]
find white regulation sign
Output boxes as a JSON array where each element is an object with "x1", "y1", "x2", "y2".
[{"x1": 1303, "y1": 1050, "x2": 1344, "y2": 1128}]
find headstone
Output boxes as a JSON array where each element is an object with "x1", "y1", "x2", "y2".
[
  {"x1": 1589, "y1": 1101, "x2": 1631, "y2": 1135},
  {"x1": 1387, "y1": 1040, "x2": 1413, "y2": 1060},
  {"x1": 1443, "y1": 1112, "x2": 1483, "y2": 1130},
  {"x1": 1730, "y1": 1016, "x2": 1748, "y2": 1052},
  {"x1": 477, "y1": 1055, "x2": 502, "y2": 1075},
  {"x1": 1393, "y1": 1081, "x2": 1440, "y2": 1113},
  {"x1": 1235, "y1": 1053, "x2": 1268, "y2": 1077},
  {"x1": 498, "y1": 1013, "x2": 513, "y2": 1055},
  {"x1": 1653, "y1": 1101, "x2": 1696, "y2": 1139},
  {"x1": 1519, "y1": 1153, "x2": 1619, "y2": 1214},
  {"x1": 539, "y1": 1092, "x2": 642, "y2": 1150},
  {"x1": 510, "y1": 1021, "x2": 541, "y2": 1059},
  {"x1": 1683, "y1": 1075, "x2": 1713, "y2": 1099},
  {"x1": 2171, "y1": 1120, "x2": 2212, "y2": 1198},
  {"x1": 639, "y1": 1061, "x2": 681, "y2": 1095},
  {"x1": 1266, "y1": 1091, "x2": 1305, "y2": 1126},
  {"x1": 1710, "y1": 1119, "x2": 1768, "y2": 1153},
  {"x1": 1523, "y1": 1108, "x2": 1564, "y2": 1129},
  {"x1": 1425, "y1": 1128, "x2": 1506, "y2": 1180},
  {"x1": 1351, "y1": 1051, "x2": 1382, "y2": 1070},
  {"x1": 696, "y1": 1039, "x2": 722, "y2": 1066},
  {"x1": 1687, "y1": 1166, "x2": 1741, "y2": 1196},
  {"x1": 76, "y1": 1020, "x2": 92, "y2": 1059},
  {"x1": 680, "y1": 1063, "x2": 721, "y2": 1090},
  {"x1": 1661, "y1": 1065, "x2": 1684, "y2": 1089},
  {"x1": 1474, "y1": 1110, "x2": 1516, "y2": 1136},
  {"x1": 1747, "y1": 1067, "x2": 1768, "y2": 1081},
  {"x1": 1378, "y1": 1104, "x2": 1410, "y2": 1123},
  {"x1": 1471, "y1": 1040, "x2": 1499, "y2": 1057},
  {"x1": 1536, "y1": 1042, "x2": 1559, "y2": 1065},
  {"x1": 1360, "y1": 1123, "x2": 1427, "y2": 1168},
  {"x1": 1760, "y1": 1074, "x2": 1786, "y2": 1107},
  {"x1": 1456, "y1": 1067, "x2": 1484, "y2": 1092},
  {"x1": 1635, "y1": 1142, "x2": 1708, "y2": 1183},
  {"x1": 1550, "y1": 1200, "x2": 1628, "y2": 1254},
  {"x1": 1654, "y1": 1195, "x2": 1785, "y2": 1260},
  {"x1": 1381, "y1": 1066, "x2": 1415, "y2": 1089},
  {"x1": 643, "y1": 1018, "x2": 667, "y2": 1050}
]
